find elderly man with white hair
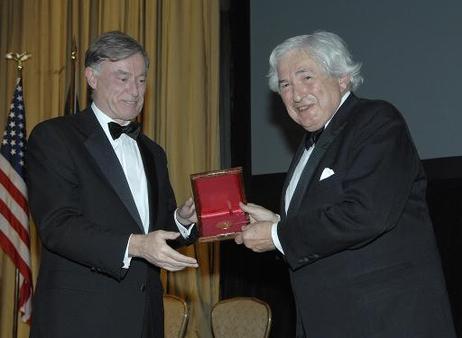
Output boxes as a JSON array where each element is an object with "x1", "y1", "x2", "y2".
[{"x1": 236, "y1": 31, "x2": 456, "y2": 338}]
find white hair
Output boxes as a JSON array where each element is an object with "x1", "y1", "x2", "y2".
[{"x1": 268, "y1": 31, "x2": 363, "y2": 92}]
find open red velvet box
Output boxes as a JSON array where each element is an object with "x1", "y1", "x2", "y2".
[{"x1": 191, "y1": 167, "x2": 249, "y2": 242}]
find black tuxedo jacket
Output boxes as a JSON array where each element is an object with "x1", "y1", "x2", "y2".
[
  {"x1": 26, "y1": 108, "x2": 195, "y2": 338},
  {"x1": 278, "y1": 94, "x2": 456, "y2": 338}
]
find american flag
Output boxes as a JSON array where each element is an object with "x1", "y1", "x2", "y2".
[{"x1": 0, "y1": 77, "x2": 33, "y2": 322}]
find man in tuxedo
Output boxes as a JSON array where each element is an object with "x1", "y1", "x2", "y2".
[
  {"x1": 235, "y1": 31, "x2": 456, "y2": 337},
  {"x1": 26, "y1": 31, "x2": 198, "y2": 338}
]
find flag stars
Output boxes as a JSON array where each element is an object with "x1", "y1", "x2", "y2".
[{"x1": 1, "y1": 79, "x2": 28, "y2": 173}]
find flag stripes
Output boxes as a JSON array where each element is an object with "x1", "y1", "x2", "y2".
[{"x1": 0, "y1": 77, "x2": 33, "y2": 322}]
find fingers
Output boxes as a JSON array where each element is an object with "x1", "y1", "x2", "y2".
[
  {"x1": 163, "y1": 249, "x2": 198, "y2": 267},
  {"x1": 234, "y1": 223, "x2": 253, "y2": 245},
  {"x1": 240, "y1": 202, "x2": 261, "y2": 210},
  {"x1": 240, "y1": 201, "x2": 268, "y2": 214},
  {"x1": 141, "y1": 231, "x2": 198, "y2": 270},
  {"x1": 239, "y1": 201, "x2": 252, "y2": 212},
  {"x1": 182, "y1": 197, "x2": 194, "y2": 209},
  {"x1": 235, "y1": 232, "x2": 243, "y2": 244},
  {"x1": 177, "y1": 197, "x2": 198, "y2": 223},
  {"x1": 160, "y1": 231, "x2": 181, "y2": 241},
  {"x1": 233, "y1": 222, "x2": 275, "y2": 253},
  {"x1": 240, "y1": 202, "x2": 258, "y2": 223},
  {"x1": 153, "y1": 246, "x2": 198, "y2": 271}
]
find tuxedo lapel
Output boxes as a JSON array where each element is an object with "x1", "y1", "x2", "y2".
[
  {"x1": 79, "y1": 109, "x2": 144, "y2": 232},
  {"x1": 283, "y1": 94, "x2": 359, "y2": 217},
  {"x1": 280, "y1": 142, "x2": 306, "y2": 216},
  {"x1": 137, "y1": 136, "x2": 159, "y2": 232},
  {"x1": 287, "y1": 123, "x2": 346, "y2": 215}
]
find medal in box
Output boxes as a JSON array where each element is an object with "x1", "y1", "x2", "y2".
[{"x1": 190, "y1": 167, "x2": 249, "y2": 242}]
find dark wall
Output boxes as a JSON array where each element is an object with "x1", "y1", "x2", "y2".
[{"x1": 250, "y1": 0, "x2": 462, "y2": 175}]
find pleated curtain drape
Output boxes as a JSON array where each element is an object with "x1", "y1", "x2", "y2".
[{"x1": 0, "y1": 1, "x2": 220, "y2": 337}]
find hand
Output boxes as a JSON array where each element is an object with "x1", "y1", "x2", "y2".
[
  {"x1": 177, "y1": 197, "x2": 197, "y2": 225},
  {"x1": 129, "y1": 230, "x2": 198, "y2": 271},
  {"x1": 240, "y1": 202, "x2": 278, "y2": 223},
  {"x1": 234, "y1": 221, "x2": 275, "y2": 253}
]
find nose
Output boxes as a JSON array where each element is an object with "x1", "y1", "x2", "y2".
[
  {"x1": 127, "y1": 79, "x2": 140, "y2": 98},
  {"x1": 292, "y1": 83, "x2": 305, "y2": 103}
]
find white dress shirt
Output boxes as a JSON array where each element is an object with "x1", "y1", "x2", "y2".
[
  {"x1": 91, "y1": 103, "x2": 193, "y2": 268},
  {"x1": 271, "y1": 92, "x2": 351, "y2": 254}
]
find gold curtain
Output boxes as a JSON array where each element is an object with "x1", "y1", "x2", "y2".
[{"x1": 0, "y1": 1, "x2": 220, "y2": 337}]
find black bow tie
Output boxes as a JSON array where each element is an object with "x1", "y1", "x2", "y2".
[
  {"x1": 108, "y1": 121, "x2": 140, "y2": 140},
  {"x1": 304, "y1": 128, "x2": 324, "y2": 150}
]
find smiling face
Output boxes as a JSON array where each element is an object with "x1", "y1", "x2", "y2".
[
  {"x1": 277, "y1": 49, "x2": 349, "y2": 132},
  {"x1": 85, "y1": 53, "x2": 147, "y2": 123}
]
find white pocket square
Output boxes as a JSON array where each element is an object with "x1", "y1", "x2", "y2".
[{"x1": 320, "y1": 167, "x2": 335, "y2": 181}]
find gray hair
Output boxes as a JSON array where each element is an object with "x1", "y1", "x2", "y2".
[
  {"x1": 268, "y1": 31, "x2": 363, "y2": 93},
  {"x1": 85, "y1": 31, "x2": 149, "y2": 73}
]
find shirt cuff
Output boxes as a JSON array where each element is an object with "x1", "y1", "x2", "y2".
[
  {"x1": 122, "y1": 234, "x2": 133, "y2": 269},
  {"x1": 174, "y1": 209, "x2": 196, "y2": 238},
  {"x1": 271, "y1": 215, "x2": 284, "y2": 254}
]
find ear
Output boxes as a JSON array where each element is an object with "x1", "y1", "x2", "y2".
[
  {"x1": 85, "y1": 67, "x2": 98, "y2": 90},
  {"x1": 338, "y1": 74, "x2": 351, "y2": 92}
]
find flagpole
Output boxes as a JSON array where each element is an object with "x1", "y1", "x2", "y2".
[
  {"x1": 5, "y1": 52, "x2": 31, "y2": 76},
  {"x1": 69, "y1": 38, "x2": 77, "y2": 114},
  {"x1": 5, "y1": 51, "x2": 31, "y2": 338},
  {"x1": 13, "y1": 269, "x2": 19, "y2": 338},
  {"x1": 64, "y1": 37, "x2": 79, "y2": 115}
]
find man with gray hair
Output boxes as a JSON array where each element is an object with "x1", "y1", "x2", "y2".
[
  {"x1": 236, "y1": 31, "x2": 456, "y2": 337},
  {"x1": 27, "y1": 31, "x2": 198, "y2": 338}
]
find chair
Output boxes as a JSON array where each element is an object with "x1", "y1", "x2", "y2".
[
  {"x1": 163, "y1": 294, "x2": 189, "y2": 338},
  {"x1": 211, "y1": 297, "x2": 272, "y2": 338}
]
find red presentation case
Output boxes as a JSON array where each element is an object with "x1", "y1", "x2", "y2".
[{"x1": 191, "y1": 167, "x2": 249, "y2": 242}]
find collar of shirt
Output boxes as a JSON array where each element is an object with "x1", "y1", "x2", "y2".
[
  {"x1": 286, "y1": 92, "x2": 352, "y2": 210},
  {"x1": 91, "y1": 103, "x2": 150, "y2": 235},
  {"x1": 91, "y1": 102, "x2": 133, "y2": 147}
]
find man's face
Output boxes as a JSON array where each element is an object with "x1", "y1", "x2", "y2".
[
  {"x1": 277, "y1": 50, "x2": 349, "y2": 132},
  {"x1": 85, "y1": 53, "x2": 147, "y2": 123}
]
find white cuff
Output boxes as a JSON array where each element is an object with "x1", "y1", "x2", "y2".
[
  {"x1": 122, "y1": 234, "x2": 133, "y2": 269},
  {"x1": 271, "y1": 215, "x2": 284, "y2": 254},
  {"x1": 174, "y1": 209, "x2": 195, "y2": 238}
]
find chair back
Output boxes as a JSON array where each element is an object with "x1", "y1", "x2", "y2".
[
  {"x1": 211, "y1": 297, "x2": 272, "y2": 338},
  {"x1": 163, "y1": 294, "x2": 189, "y2": 338}
]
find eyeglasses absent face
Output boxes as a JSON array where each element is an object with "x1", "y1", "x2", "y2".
[
  {"x1": 278, "y1": 50, "x2": 349, "y2": 132},
  {"x1": 85, "y1": 52, "x2": 147, "y2": 123}
]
